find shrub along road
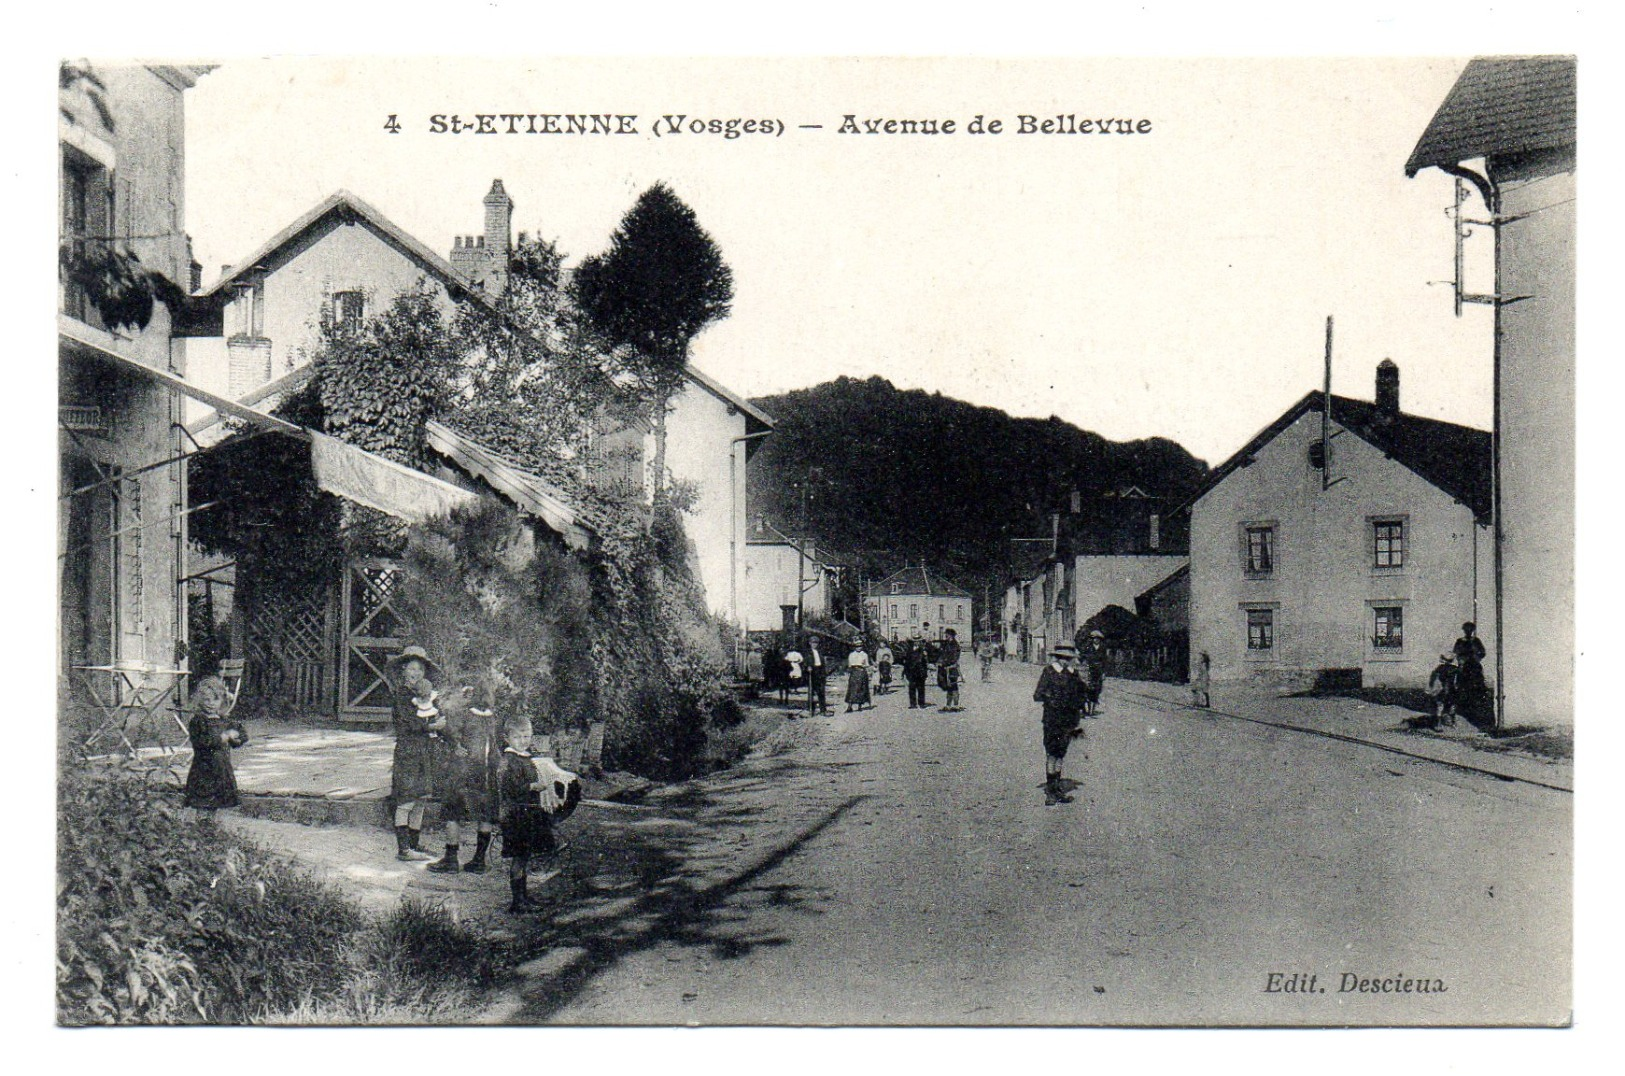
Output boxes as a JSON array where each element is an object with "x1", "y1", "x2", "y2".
[{"x1": 483, "y1": 663, "x2": 1570, "y2": 1026}]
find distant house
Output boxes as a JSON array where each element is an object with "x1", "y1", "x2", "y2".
[
  {"x1": 1135, "y1": 562, "x2": 1189, "y2": 636},
  {"x1": 182, "y1": 180, "x2": 772, "y2": 626},
  {"x1": 741, "y1": 519, "x2": 833, "y2": 634},
  {"x1": 864, "y1": 565, "x2": 972, "y2": 642},
  {"x1": 1184, "y1": 361, "x2": 1493, "y2": 689},
  {"x1": 1405, "y1": 56, "x2": 1575, "y2": 727}
]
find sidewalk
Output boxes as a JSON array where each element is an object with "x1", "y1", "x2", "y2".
[{"x1": 1120, "y1": 679, "x2": 1573, "y2": 792}]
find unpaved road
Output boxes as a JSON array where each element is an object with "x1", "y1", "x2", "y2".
[{"x1": 490, "y1": 664, "x2": 1570, "y2": 1026}]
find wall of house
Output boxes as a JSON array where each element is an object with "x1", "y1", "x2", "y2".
[
  {"x1": 59, "y1": 65, "x2": 198, "y2": 688},
  {"x1": 1002, "y1": 585, "x2": 1022, "y2": 657},
  {"x1": 247, "y1": 221, "x2": 459, "y2": 384},
  {"x1": 659, "y1": 379, "x2": 750, "y2": 621},
  {"x1": 1023, "y1": 578, "x2": 1047, "y2": 661},
  {"x1": 870, "y1": 592, "x2": 970, "y2": 640},
  {"x1": 745, "y1": 543, "x2": 827, "y2": 631},
  {"x1": 1189, "y1": 409, "x2": 1494, "y2": 689},
  {"x1": 1073, "y1": 554, "x2": 1189, "y2": 627},
  {"x1": 1494, "y1": 151, "x2": 1576, "y2": 726},
  {"x1": 1138, "y1": 568, "x2": 1190, "y2": 635}
]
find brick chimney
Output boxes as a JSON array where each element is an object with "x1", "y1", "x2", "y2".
[
  {"x1": 449, "y1": 180, "x2": 514, "y2": 296},
  {"x1": 1376, "y1": 359, "x2": 1400, "y2": 416}
]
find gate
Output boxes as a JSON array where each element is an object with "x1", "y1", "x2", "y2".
[
  {"x1": 339, "y1": 558, "x2": 407, "y2": 719},
  {"x1": 242, "y1": 580, "x2": 334, "y2": 711}
]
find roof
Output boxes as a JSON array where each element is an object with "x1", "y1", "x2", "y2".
[
  {"x1": 685, "y1": 363, "x2": 775, "y2": 433},
  {"x1": 865, "y1": 565, "x2": 973, "y2": 599},
  {"x1": 423, "y1": 420, "x2": 596, "y2": 550},
  {"x1": 1175, "y1": 392, "x2": 1493, "y2": 523},
  {"x1": 200, "y1": 190, "x2": 496, "y2": 309},
  {"x1": 1135, "y1": 561, "x2": 1189, "y2": 603},
  {"x1": 185, "y1": 363, "x2": 317, "y2": 437},
  {"x1": 1405, "y1": 56, "x2": 1576, "y2": 176},
  {"x1": 200, "y1": 188, "x2": 771, "y2": 437}
]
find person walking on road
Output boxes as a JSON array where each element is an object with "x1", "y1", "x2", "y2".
[
  {"x1": 875, "y1": 641, "x2": 894, "y2": 695},
  {"x1": 938, "y1": 628, "x2": 964, "y2": 711},
  {"x1": 1191, "y1": 650, "x2": 1212, "y2": 709},
  {"x1": 1076, "y1": 628, "x2": 1107, "y2": 716},
  {"x1": 807, "y1": 635, "x2": 832, "y2": 716},
  {"x1": 845, "y1": 645, "x2": 872, "y2": 712},
  {"x1": 903, "y1": 638, "x2": 930, "y2": 709},
  {"x1": 1034, "y1": 643, "x2": 1087, "y2": 806}
]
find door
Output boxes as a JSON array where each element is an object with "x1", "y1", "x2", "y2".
[{"x1": 339, "y1": 557, "x2": 407, "y2": 719}]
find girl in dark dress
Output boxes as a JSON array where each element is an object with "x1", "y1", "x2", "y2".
[
  {"x1": 388, "y1": 645, "x2": 444, "y2": 861},
  {"x1": 183, "y1": 675, "x2": 247, "y2": 820}
]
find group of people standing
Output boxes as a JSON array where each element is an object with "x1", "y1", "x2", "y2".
[
  {"x1": 762, "y1": 628, "x2": 973, "y2": 715},
  {"x1": 387, "y1": 645, "x2": 581, "y2": 914}
]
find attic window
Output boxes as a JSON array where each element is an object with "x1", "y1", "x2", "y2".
[
  {"x1": 332, "y1": 290, "x2": 365, "y2": 331},
  {"x1": 890, "y1": 583, "x2": 900, "y2": 594}
]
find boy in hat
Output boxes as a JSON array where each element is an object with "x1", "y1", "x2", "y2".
[
  {"x1": 427, "y1": 674, "x2": 502, "y2": 874},
  {"x1": 1034, "y1": 643, "x2": 1087, "y2": 806},
  {"x1": 389, "y1": 645, "x2": 444, "y2": 861}
]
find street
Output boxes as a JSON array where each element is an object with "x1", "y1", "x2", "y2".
[{"x1": 488, "y1": 663, "x2": 1570, "y2": 1026}]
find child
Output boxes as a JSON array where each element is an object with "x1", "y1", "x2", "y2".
[
  {"x1": 1191, "y1": 651, "x2": 1212, "y2": 709},
  {"x1": 1427, "y1": 653, "x2": 1458, "y2": 728},
  {"x1": 427, "y1": 676, "x2": 501, "y2": 874},
  {"x1": 1034, "y1": 644, "x2": 1086, "y2": 806},
  {"x1": 498, "y1": 719, "x2": 585, "y2": 913},
  {"x1": 182, "y1": 675, "x2": 248, "y2": 823},
  {"x1": 389, "y1": 645, "x2": 444, "y2": 862},
  {"x1": 875, "y1": 642, "x2": 894, "y2": 695}
]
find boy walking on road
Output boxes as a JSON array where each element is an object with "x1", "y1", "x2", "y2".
[{"x1": 1034, "y1": 643, "x2": 1087, "y2": 806}]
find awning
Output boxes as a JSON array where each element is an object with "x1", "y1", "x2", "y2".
[
  {"x1": 62, "y1": 316, "x2": 478, "y2": 524},
  {"x1": 309, "y1": 432, "x2": 477, "y2": 523}
]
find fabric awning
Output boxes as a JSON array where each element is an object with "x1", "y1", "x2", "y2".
[
  {"x1": 63, "y1": 317, "x2": 478, "y2": 524},
  {"x1": 309, "y1": 432, "x2": 477, "y2": 523}
]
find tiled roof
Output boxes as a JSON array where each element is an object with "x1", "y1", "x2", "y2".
[
  {"x1": 1406, "y1": 56, "x2": 1576, "y2": 176},
  {"x1": 1176, "y1": 393, "x2": 1492, "y2": 523},
  {"x1": 864, "y1": 565, "x2": 972, "y2": 598}
]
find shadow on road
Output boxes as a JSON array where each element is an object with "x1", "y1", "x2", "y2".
[{"x1": 501, "y1": 756, "x2": 866, "y2": 1021}]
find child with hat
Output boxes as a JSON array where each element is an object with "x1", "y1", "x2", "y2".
[
  {"x1": 1033, "y1": 643, "x2": 1087, "y2": 806},
  {"x1": 1427, "y1": 652, "x2": 1458, "y2": 728},
  {"x1": 389, "y1": 645, "x2": 445, "y2": 861}
]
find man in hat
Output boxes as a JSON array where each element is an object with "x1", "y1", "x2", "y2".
[
  {"x1": 938, "y1": 627, "x2": 963, "y2": 711},
  {"x1": 903, "y1": 636, "x2": 931, "y2": 709},
  {"x1": 1075, "y1": 627, "x2": 1108, "y2": 716},
  {"x1": 389, "y1": 645, "x2": 444, "y2": 861},
  {"x1": 806, "y1": 634, "x2": 831, "y2": 717},
  {"x1": 1034, "y1": 643, "x2": 1087, "y2": 806}
]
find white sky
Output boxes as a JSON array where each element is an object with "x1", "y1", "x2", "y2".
[{"x1": 183, "y1": 56, "x2": 1494, "y2": 466}]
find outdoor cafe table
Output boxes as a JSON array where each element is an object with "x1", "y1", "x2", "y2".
[{"x1": 73, "y1": 663, "x2": 190, "y2": 761}]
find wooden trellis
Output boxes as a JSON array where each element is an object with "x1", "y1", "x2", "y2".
[
  {"x1": 243, "y1": 582, "x2": 334, "y2": 710},
  {"x1": 340, "y1": 557, "x2": 406, "y2": 719}
]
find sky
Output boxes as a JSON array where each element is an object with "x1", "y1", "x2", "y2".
[{"x1": 182, "y1": 56, "x2": 1495, "y2": 466}]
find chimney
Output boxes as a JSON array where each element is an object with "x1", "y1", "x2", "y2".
[
  {"x1": 484, "y1": 179, "x2": 513, "y2": 259},
  {"x1": 1376, "y1": 359, "x2": 1400, "y2": 416}
]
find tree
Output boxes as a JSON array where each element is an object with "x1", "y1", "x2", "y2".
[{"x1": 572, "y1": 183, "x2": 733, "y2": 502}]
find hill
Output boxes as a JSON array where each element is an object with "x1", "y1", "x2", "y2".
[{"x1": 745, "y1": 376, "x2": 1210, "y2": 619}]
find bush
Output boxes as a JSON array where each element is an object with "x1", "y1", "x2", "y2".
[{"x1": 57, "y1": 766, "x2": 362, "y2": 1024}]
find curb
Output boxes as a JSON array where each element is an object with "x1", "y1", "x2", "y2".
[{"x1": 1118, "y1": 687, "x2": 1572, "y2": 794}]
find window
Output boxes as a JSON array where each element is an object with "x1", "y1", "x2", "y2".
[
  {"x1": 1372, "y1": 606, "x2": 1403, "y2": 649},
  {"x1": 909, "y1": 604, "x2": 917, "y2": 620},
  {"x1": 1372, "y1": 519, "x2": 1405, "y2": 569},
  {"x1": 332, "y1": 290, "x2": 365, "y2": 331},
  {"x1": 62, "y1": 148, "x2": 113, "y2": 324},
  {"x1": 956, "y1": 605, "x2": 964, "y2": 622},
  {"x1": 939, "y1": 604, "x2": 945, "y2": 622},
  {"x1": 889, "y1": 604, "x2": 898, "y2": 619},
  {"x1": 890, "y1": 583, "x2": 900, "y2": 594},
  {"x1": 1244, "y1": 525, "x2": 1275, "y2": 575},
  {"x1": 1246, "y1": 608, "x2": 1274, "y2": 651}
]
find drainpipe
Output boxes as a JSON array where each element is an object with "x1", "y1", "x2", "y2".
[{"x1": 1442, "y1": 163, "x2": 1503, "y2": 731}]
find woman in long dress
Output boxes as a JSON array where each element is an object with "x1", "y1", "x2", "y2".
[{"x1": 845, "y1": 646, "x2": 872, "y2": 711}]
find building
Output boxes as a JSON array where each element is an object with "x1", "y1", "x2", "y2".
[
  {"x1": 58, "y1": 64, "x2": 213, "y2": 718},
  {"x1": 1405, "y1": 56, "x2": 1575, "y2": 727},
  {"x1": 741, "y1": 520, "x2": 833, "y2": 634},
  {"x1": 864, "y1": 565, "x2": 972, "y2": 641},
  {"x1": 183, "y1": 181, "x2": 772, "y2": 625},
  {"x1": 1184, "y1": 362, "x2": 1493, "y2": 689}
]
